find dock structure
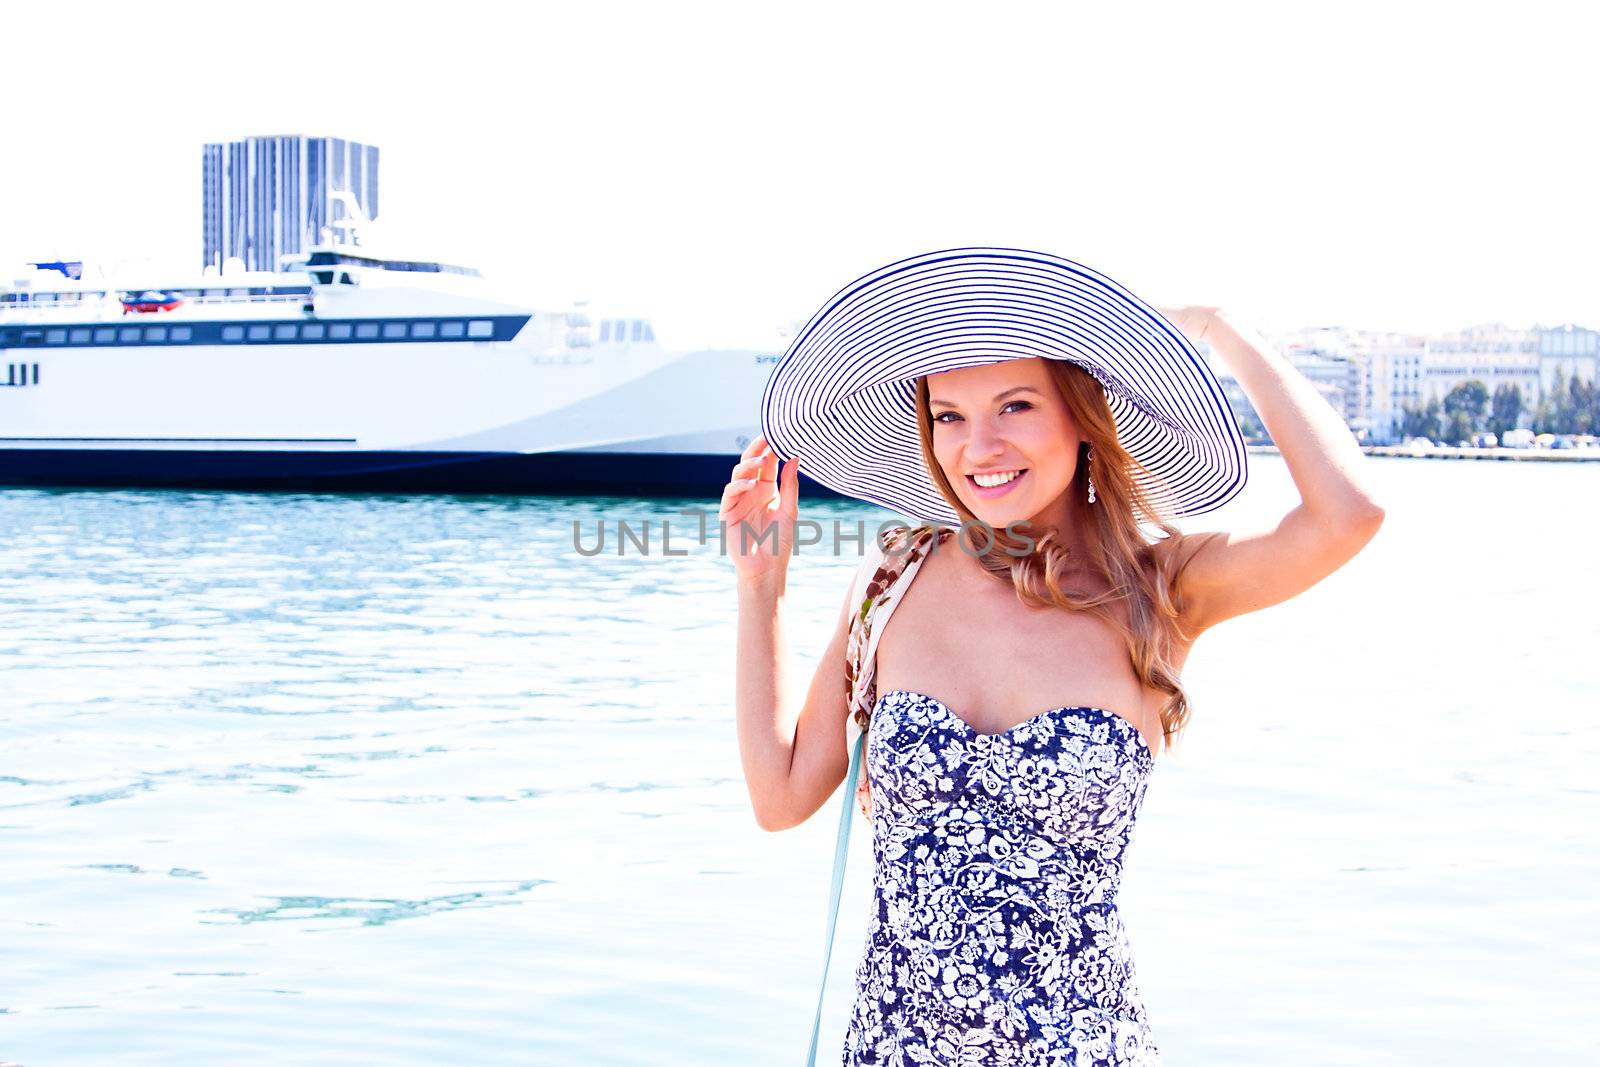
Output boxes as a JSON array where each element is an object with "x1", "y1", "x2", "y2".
[{"x1": 1245, "y1": 444, "x2": 1600, "y2": 462}]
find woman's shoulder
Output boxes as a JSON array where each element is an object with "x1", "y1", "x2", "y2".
[{"x1": 1147, "y1": 527, "x2": 1224, "y2": 574}]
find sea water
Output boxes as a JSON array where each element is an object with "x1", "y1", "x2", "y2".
[{"x1": 1, "y1": 454, "x2": 1595, "y2": 1066}]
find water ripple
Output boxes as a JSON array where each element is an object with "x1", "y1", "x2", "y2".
[
  {"x1": 199, "y1": 880, "x2": 553, "y2": 928},
  {"x1": 1, "y1": 475, "x2": 1595, "y2": 1065}
]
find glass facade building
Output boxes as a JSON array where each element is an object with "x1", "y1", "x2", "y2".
[{"x1": 202, "y1": 135, "x2": 380, "y2": 273}]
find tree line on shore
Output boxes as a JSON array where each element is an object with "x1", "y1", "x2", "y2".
[
  {"x1": 1223, "y1": 369, "x2": 1598, "y2": 446},
  {"x1": 1398, "y1": 368, "x2": 1598, "y2": 443}
]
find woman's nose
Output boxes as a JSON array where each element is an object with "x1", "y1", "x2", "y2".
[{"x1": 965, "y1": 419, "x2": 1005, "y2": 461}]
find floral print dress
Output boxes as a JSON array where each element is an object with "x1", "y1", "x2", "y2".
[{"x1": 840, "y1": 526, "x2": 1161, "y2": 1066}]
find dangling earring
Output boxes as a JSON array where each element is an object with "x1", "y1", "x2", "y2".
[{"x1": 1086, "y1": 444, "x2": 1097, "y2": 504}]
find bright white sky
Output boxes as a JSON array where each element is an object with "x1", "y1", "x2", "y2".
[{"x1": 1, "y1": 0, "x2": 1593, "y2": 350}]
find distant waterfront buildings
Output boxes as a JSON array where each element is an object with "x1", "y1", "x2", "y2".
[
  {"x1": 1281, "y1": 328, "x2": 1370, "y2": 438},
  {"x1": 1419, "y1": 324, "x2": 1541, "y2": 411},
  {"x1": 1540, "y1": 324, "x2": 1599, "y2": 398},
  {"x1": 1362, "y1": 332, "x2": 1425, "y2": 443},
  {"x1": 1203, "y1": 321, "x2": 1597, "y2": 444},
  {"x1": 201, "y1": 134, "x2": 380, "y2": 273}
]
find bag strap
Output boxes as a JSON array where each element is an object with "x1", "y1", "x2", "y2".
[
  {"x1": 804, "y1": 726, "x2": 865, "y2": 1067},
  {"x1": 803, "y1": 524, "x2": 938, "y2": 1066}
]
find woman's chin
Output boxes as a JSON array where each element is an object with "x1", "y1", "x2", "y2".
[{"x1": 964, "y1": 500, "x2": 1028, "y2": 531}]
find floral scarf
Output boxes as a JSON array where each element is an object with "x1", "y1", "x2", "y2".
[{"x1": 842, "y1": 523, "x2": 954, "y2": 816}]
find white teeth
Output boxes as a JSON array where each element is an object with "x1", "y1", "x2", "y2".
[{"x1": 972, "y1": 470, "x2": 1021, "y2": 488}]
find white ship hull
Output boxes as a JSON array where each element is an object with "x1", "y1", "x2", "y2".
[
  {"x1": 0, "y1": 244, "x2": 838, "y2": 497},
  {"x1": 0, "y1": 332, "x2": 786, "y2": 493}
]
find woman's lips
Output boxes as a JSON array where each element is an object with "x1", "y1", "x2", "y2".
[{"x1": 967, "y1": 469, "x2": 1027, "y2": 499}]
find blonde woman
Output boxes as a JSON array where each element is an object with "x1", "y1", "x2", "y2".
[{"x1": 724, "y1": 248, "x2": 1384, "y2": 1066}]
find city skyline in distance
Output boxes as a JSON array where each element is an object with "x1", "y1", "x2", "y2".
[{"x1": 0, "y1": 3, "x2": 1594, "y2": 351}]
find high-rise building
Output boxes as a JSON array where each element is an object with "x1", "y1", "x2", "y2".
[{"x1": 202, "y1": 134, "x2": 380, "y2": 273}]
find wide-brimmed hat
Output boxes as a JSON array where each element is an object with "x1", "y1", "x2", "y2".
[{"x1": 758, "y1": 246, "x2": 1249, "y2": 526}]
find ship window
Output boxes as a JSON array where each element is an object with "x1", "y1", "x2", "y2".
[
  {"x1": 229, "y1": 288, "x2": 248, "y2": 297},
  {"x1": 145, "y1": 326, "x2": 168, "y2": 342},
  {"x1": 274, "y1": 324, "x2": 297, "y2": 340},
  {"x1": 631, "y1": 320, "x2": 643, "y2": 341},
  {"x1": 382, "y1": 322, "x2": 407, "y2": 339},
  {"x1": 247, "y1": 325, "x2": 271, "y2": 341},
  {"x1": 46, "y1": 329, "x2": 66, "y2": 344},
  {"x1": 69, "y1": 328, "x2": 91, "y2": 344},
  {"x1": 468, "y1": 319, "x2": 492, "y2": 338},
  {"x1": 329, "y1": 323, "x2": 353, "y2": 339},
  {"x1": 440, "y1": 321, "x2": 465, "y2": 338},
  {"x1": 119, "y1": 327, "x2": 141, "y2": 342},
  {"x1": 599, "y1": 321, "x2": 610, "y2": 342},
  {"x1": 411, "y1": 321, "x2": 436, "y2": 338},
  {"x1": 222, "y1": 325, "x2": 244, "y2": 341},
  {"x1": 171, "y1": 326, "x2": 192, "y2": 342},
  {"x1": 644, "y1": 323, "x2": 654, "y2": 342},
  {"x1": 94, "y1": 327, "x2": 116, "y2": 343},
  {"x1": 356, "y1": 322, "x2": 380, "y2": 339},
  {"x1": 302, "y1": 324, "x2": 326, "y2": 340}
]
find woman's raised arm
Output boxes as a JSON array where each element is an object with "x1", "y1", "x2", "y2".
[
  {"x1": 723, "y1": 435, "x2": 860, "y2": 831},
  {"x1": 1154, "y1": 306, "x2": 1387, "y2": 635}
]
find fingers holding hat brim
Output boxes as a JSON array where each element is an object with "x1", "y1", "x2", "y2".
[{"x1": 730, "y1": 442, "x2": 780, "y2": 484}]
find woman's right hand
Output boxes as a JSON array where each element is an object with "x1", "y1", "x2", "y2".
[{"x1": 720, "y1": 433, "x2": 800, "y2": 592}]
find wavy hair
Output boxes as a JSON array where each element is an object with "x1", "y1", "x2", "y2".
[{"x1": 911, "y1": 359, "x2": 1215, "y2": 754}]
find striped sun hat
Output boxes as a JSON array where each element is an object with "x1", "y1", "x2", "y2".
[{"x1": 758, "y1": 246, "x2": 1249, "y2": 526}]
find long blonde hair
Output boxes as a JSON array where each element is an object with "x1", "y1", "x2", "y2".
[{"x1": 913, "y1": 360, "x2": 1214, "y2": 752}]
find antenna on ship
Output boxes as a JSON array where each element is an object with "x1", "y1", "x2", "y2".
[{"x1": 326, "y1": 190, "x2": 375, "y2": 248}]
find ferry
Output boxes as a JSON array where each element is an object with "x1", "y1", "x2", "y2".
[{"x1": 0, "y1": 195, "x2": 784, "y2": 497}]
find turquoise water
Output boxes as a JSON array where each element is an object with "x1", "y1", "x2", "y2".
[{"x1": 1, "y1": 456, "x2": 1596, "y2": 1066}]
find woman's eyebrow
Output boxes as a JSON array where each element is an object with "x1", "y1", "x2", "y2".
[{"x1": 929, "y1": 386, "x2": 1042, "y2": 406}]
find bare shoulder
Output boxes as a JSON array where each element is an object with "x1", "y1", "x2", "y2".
[
  {"x1": 1147, "y1": 528, "x2": 1224, "y2": 579},
  {"x1": 1146, "y1": 529, "x2": 1227, "y2": 634},
  {"x1": 1145, "y1": 504, "x2": 1383, "y2": 634}
]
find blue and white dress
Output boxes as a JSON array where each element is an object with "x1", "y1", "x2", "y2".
[{"x1": 841, "y1": 686, "x2": 1161, "y2": 1066}]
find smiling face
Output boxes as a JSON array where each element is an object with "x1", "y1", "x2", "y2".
[{"x1": 925, "y1": 357, "x2": 1083, "y2": 535}]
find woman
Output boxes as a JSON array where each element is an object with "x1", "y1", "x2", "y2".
[{"x1": 723, "y1": 248, "x2": 1385, "y2": 1065}]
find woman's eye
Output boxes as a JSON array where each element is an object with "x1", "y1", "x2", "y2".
[{"x1": 933, "y1": 402, "x2": 1029, "y2": 424}]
